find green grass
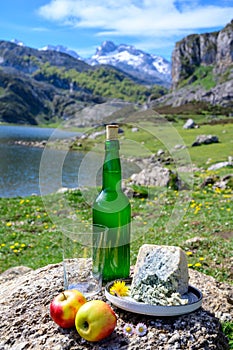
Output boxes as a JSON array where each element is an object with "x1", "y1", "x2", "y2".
[
  {"x1": 192, "y1": 65, "x2": 216, "y2": 90},
  {"x1": 178, "y1": 65, "x2": 217, "y2": 90},
  {"x1": 0, "y1": 183, "x2": 232, "y2": 282},
  {"x1": 222, "y1": 322, "x2": 233, "y2": 348},
  {"x1": 177, "y1": 123, "x2": 233, "y2": 167},
  {"x1": 79, "y1": 115, "x2": 233, "y2": 166}
]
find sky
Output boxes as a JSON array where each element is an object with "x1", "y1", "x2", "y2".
[{"x1": 0, "y1": 0, "x2": 232, "y2": 61}]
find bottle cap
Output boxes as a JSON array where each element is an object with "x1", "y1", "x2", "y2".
[{"x1": 106, "y1": 125, "x2": 119, "y2": 140}]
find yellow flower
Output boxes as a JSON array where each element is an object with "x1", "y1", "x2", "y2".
[
  {"x1": 6, "y1": 222, "x2": 12, "y2": 227},
  {"x1": 194, "y1": 262, "x2": 202, "y2": 267},
  {"x1": 110, "y1": 280, "x2": 129, "y2": 297},
  {"x1": 215, "y1": 187, "x2": 221, "y2": 194},
  {"x1": 186, "y1": 251, "x2": 193, "y2": 256}
]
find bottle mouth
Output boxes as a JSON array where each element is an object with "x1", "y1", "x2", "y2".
[{"x1": 106, "y1": 125, "x2": 119, "y2": 141}]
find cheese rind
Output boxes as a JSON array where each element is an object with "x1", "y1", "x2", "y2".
[{"x1": 130, "y1": 244, "x2": 189, "y2": 305}]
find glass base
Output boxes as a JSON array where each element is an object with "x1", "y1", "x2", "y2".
[{"x1": 67, "y1": 281, "x2": 101, "y2": 298}]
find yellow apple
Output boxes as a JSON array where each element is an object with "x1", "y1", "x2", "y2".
[
  {"x1": 50, "y1": 289, "x2": 87, "y2": 328},
  {"x1": 75, "y1": 300, "x2": 117, "y2": 341}
]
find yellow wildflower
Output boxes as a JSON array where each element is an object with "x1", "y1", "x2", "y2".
[
  {"x1": 215, "y1": 187, "x2": 221, "y2": 194},
  {"x1": 194, "y1": 262, "x2": 202, "y2": 267},
  {"x1": 223, "y1": 194, "x2": 232, "y2": 199},
  {"x1": 110, "y1": 280, "x2": 129, "y2": 297},
  {"x1": 186, "y1": 251, "x2": 193, "y2": 256}
]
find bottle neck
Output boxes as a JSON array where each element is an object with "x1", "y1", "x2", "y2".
[{"x1": 102, "y1": 140, "x2": 122, "y2": 191}]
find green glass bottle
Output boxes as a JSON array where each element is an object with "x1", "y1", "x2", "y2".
[{"x1": 92, "y1": 125, "x2": 131, "y2": 282}]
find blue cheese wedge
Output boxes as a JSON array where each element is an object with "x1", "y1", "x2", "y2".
[{"x1": 130, "y1": 244, "x2": 189, "y2": 306}]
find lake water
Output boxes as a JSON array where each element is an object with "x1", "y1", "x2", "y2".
[{"x1": 0, "y1": 125, "x2": 139, "y2": 198}]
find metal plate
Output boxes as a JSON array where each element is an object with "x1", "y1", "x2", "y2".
[{"x1": 105, "y1": 279, "x2": 202, "y2": 316}]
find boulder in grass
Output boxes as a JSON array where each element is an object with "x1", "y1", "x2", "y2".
[
  {"x1": 183, "y1": 118, "x2": 196, "y2": 129},
  {"x1": 192, "y1": 134, "x2": 219, "y2": 147}
]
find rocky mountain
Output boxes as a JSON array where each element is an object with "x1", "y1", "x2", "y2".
[
  {"x1": 150, "y1": 20, "x2": 233, "y2": 111},
  {"x1": 39, "y1": 40, "x2": 171, "y2": 87},
  {"x1": 86, "y1": 41, "x2": 171, "y2": 87},
  {"x1": 172, "y1": 20, "x2": 233, "y2": 89},
  {"x1": 0, "y1": 40, "x2": 97, "y2": 124},
  {"x1": 0, "y1": 40, "x2": 166, "y2": 125}
]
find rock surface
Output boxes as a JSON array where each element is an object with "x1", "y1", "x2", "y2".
[
  {"x1": 208, "y1": 157, "x2": 233, "y2": 171},
  {"x1": 130, "y1": 165, "x2": 172, "y2": 187},
  {"x1": 0, "y1": 263, "x2": 232, "y2": 349},
  {"x1": 151, "y1": 79, "x2": 233, "y2": 109},
  {"x1": 192, "y1": 134, "x2": 219, "y2": 147},
  {"x1": 183, "y1": 118, "x2": 197, "y2": 129}
]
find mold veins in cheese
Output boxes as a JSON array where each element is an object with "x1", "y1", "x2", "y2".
[{"x1": 130, "y1": 245, "x2": 189, "y2": 305}]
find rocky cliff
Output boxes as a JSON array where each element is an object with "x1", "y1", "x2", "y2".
[
  {"x1": 150, "y1": 20, "x2": 233, "y2": 111},
  {"x1": 172, "y1": 20, "x2": 233, "y2": 88}
]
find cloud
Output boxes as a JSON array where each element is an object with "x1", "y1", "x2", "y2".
[
  {"x1": 32, "y1": 27, "x2": 49, "y2": 32},
  {"x1": 38, "y1": 0, "x2": 233, "y2": 37}
]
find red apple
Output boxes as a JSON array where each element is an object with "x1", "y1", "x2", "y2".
[
  {"x1": 50, "y1": 289, "x2": 87, "y2": 328},
  {"x1": 75, "y1": 300, "x2": 117, "y2": 342}
]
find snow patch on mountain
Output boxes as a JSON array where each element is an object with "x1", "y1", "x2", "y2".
[
  {"x1": 88, "y1": 41, "x2": 171, "y2": 86},
  {"x1": 39, "y1": 45, "x2": 81, "y2": 60},
  {"x1": 11, "y1": 39, "x2": 25, "y2": 47}
]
